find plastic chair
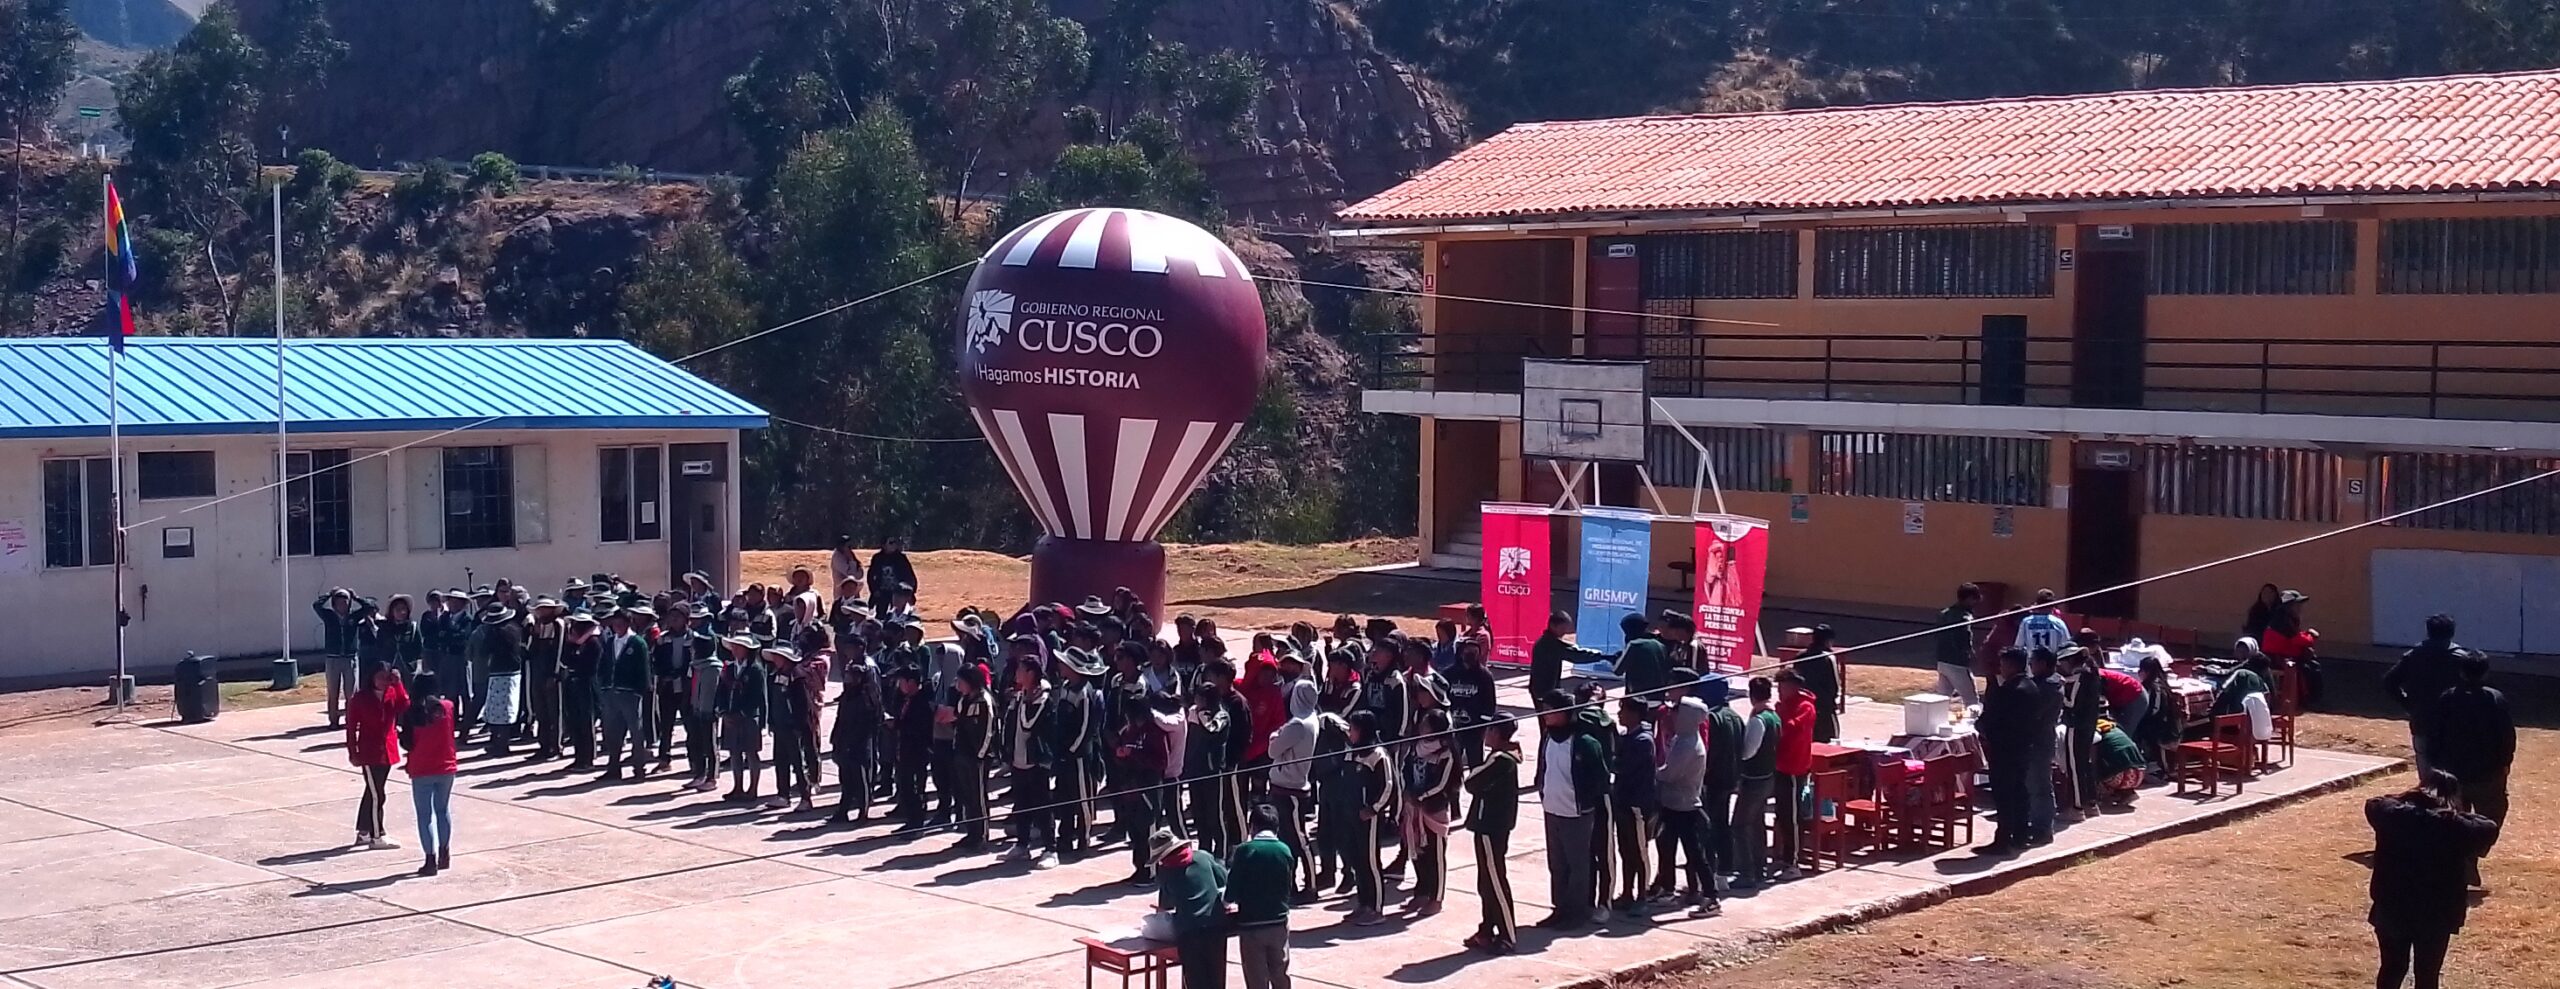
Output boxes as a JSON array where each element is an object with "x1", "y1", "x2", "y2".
[
  {"x1": 1840, "y1": 761, "x2": 1911, "y2": 855},
  {"x1": 2155, "y1": 625, "x2": 2200, "y2": 655},
  {"x1": 1917, "y1": 753, "x2": 1976, "y2": 848},
  {"x1": 2170, "y1": 713, "x2": 2250, "y2": 797},
  {"x1": 2085, "y1": 616, "x2": 2127, "y2": 643},
  {"x1": 1801, "y1": 769, "x2": 1854, "y2": 873}
]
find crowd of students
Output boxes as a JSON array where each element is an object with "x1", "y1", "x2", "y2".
[{"x1": 308, "y1": 564, "x2": 2516, "y2": 989}]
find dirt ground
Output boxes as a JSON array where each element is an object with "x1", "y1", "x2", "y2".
[
  {"x1": 740, "y1": 537, "x2": 1439, "y2": 635},
  {"x1": 1659, "y1": 664, "x2": 2556, "y2": 989},
  {"x1": 4, "y1": 539, "x2": 2546, "y2": 989}
]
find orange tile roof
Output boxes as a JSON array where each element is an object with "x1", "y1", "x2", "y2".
[{"x1": 1338, "y1": 70, "x2": 2560, "y2": 225}]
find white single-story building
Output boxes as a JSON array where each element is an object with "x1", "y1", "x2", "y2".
[{"x1": 0, "y1": 337, "x2": 767, "y2": 683}]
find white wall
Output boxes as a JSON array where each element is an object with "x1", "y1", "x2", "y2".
[{"x1": 0, "y1": 427, "x2": 743, "y2": 682}]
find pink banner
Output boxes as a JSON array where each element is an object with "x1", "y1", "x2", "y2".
[
  {"x1": 1479, "y1": 503, "x2": 1552, "y2": 666},
  {"x1": 1692, "y1": 514, "x2": 1770, "y2": 675}
]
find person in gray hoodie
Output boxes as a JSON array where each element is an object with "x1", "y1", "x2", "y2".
[
  {"x1": 1651, "y1": 668, "x2": 1721, "y2": 916},
  {"x1": 1265, "y1": 678, "x2": 1323, "y2": 900}
]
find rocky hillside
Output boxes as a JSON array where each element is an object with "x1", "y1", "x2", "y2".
[
  {"x1": 68, "y1": 0, "x2": 194, "y2": 49},
  {"x1": 229, "y1": 0, "x2": 1465, "y2": 228},
  {"x1": 1, "y1": 148, "x2": 704, "y2": 341}
]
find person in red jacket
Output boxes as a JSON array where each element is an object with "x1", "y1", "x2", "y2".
[
  {"x1": 402, "y1": 671, "x2": 460, "y2": 876},
  {"x1": 1240, "y1": 646, "x2": 1286, "y2": 786},
  {"x1": 1771, "y1": 668, "x2": 1817, "y2": 881},
  {"x1": 345, "y1": 665, "x2": 410, "y2": 850}
]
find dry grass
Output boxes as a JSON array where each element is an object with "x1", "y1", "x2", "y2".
[
  {"x1": 739, "y1": 537, "x2": 1426, "y2": 631},
  {"x1": 1659, "y1": 668, "x2": 2558, "y2": 989}
]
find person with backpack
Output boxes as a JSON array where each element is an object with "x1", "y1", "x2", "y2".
[
  {"x1": 2384, "y1": 614, "x2": 2471, "y2": 776},
  {"x1": 1341, "y1": 710, "x2": 1396, "y2": 926},
  {"x1": 1112, "y1": 693, "x2": 1173, "y2": 885},
  {"x1": 1400, "y1": 709, "x2": 1459, "y2": 918},
  {"x1": 1652, "y1": 671, "x2": 1721, "y2": 916},
  {"x1": 1608, "y1": 697, "x2": 1658, "y2": 914},
  {"x1": 402, "y1": 670, "x2": 460, "y2": 876},
  {"x1": 1463, "y1": 719, "x2": 1523, "y2": 955},
  {"x1": 1265, "y1": 678, "x2": 1324, "y2": 900}
]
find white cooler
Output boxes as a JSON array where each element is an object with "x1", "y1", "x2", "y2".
[{"x1": 1902, "y1": 693, "x2": 1953, "y2": 735}]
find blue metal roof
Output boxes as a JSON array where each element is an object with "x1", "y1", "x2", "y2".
[{"x1": 0, "y1": 338, "x2": 768, "y2": 439}]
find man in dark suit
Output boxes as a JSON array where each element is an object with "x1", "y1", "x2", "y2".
[{"x1": 1975, "y1": 647, "x2": 2039, "y2": 855}]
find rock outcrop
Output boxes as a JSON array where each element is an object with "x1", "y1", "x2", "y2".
[{"x1": 233, "y1": 0, "x2": 1464, "y2": 226}]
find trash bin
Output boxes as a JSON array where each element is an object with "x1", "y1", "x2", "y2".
[{"x1": 173, "y1": 652, "x2": 221, "y2": 724}]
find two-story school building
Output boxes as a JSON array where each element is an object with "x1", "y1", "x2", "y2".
[{"x1": 1337, "y1": 70, "x2": 2560, "y2": 660}]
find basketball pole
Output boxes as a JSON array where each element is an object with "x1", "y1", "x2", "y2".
[
  {"x1": 1649, "y1": 397, "x2": 1763, "y2": 660},
  {"x1": 1651, "y1": 399, "x2": 1728, "y2": 516}
]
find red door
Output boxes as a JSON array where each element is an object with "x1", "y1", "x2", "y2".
[{"x1": 1587, "y1": 240, "x2": 1640, "y2": 358}]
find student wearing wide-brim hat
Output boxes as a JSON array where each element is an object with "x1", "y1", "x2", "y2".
[
  {"x1": 596, "y1": 606, "x2": 658, "y2": 782},
  {"x1": 710, "y1": 633, "x2": 766, "y2": 799},
  {"x1": 759, "y1": 644, "x2": 815, "y2": 811},
  {"x1": 560, "y1": 612, "x2": 606, "y2": 771},
  {"x1": 522, "y1": 596, "x2": 571, "y2": 762},
  {"x1": 476, "y1": 598, "x2": 528, "y2": 757},
  {"x1": 1149, "y1": 826, "x2": 1229, "y2": 989}
]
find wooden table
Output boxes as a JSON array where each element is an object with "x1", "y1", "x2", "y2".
[{"x1": 1079, "y1": 936, "x2": 1180, "y2": 989}]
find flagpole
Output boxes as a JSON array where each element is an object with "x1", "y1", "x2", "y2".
[
  {"x1": 274, "y1": 181, "x2": 291, "y2": 678},
  {"x1": 105, "y1": 172, "x2": 127, "y2": 713}
]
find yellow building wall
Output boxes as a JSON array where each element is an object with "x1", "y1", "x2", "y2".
[{"x1": 2138, "y1": 514, "x2": 2560, "y2": 651}]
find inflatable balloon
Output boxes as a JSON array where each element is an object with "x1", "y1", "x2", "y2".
[{"x1": 957, "y1": 208, "x2": 1269, "y2": 610}]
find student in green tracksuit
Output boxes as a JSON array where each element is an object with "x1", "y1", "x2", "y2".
[
  {"x1": 1226, "y1": 804, "x2": 1297, "y2": 989},
  {"x1": 1151, "y1": 828, "x2": 1229, "y2": 989},
  {"x1": 1463, "y1": 719, "x2": 1523, "y2": 955}
]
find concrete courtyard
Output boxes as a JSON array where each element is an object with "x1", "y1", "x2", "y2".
[{"x1": 0, "y1": 675, "x2": 2395, "y2": 989}]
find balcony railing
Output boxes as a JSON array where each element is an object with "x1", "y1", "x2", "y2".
[{"x1": 1362, "y1": 331, "x2": 2560, "y2": 422}]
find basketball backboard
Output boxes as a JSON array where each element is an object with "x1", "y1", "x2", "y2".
[{"x1": 1522, "y1": 359, "x2": 1648, "y2": 463}]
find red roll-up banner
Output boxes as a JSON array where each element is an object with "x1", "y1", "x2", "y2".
[
  {"x1": 1479, "y1": 502, "x2": 1552, "y2": 666},
  {"x1": 1692, "y1": 514, "x2": 1770, "y2": 675}
]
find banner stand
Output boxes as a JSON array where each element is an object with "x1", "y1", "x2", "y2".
[{"x1": 1478, "y1": 502, "x2": 1553, "y2": 668}]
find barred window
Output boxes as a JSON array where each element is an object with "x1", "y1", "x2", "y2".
[
  {"x1": 1814, "y1": 225, "x2": 2053, "y2": 298},
  {"x1": 2149, "y1": 221, "x2": 2353, "y2": 295},
  {"x1": 2382, "y1": 217, "x2": 2560, "y2": 294},
  {"x1": 1640, "y1": 231, "x2": 1797, "y2": 300},
  {"x1": 2376, "y1": 452, "x2": 2560, "y2": 535},
  {"x1": 1811, "y1": 432, "x2": 2048, "y2": 505},
  {"x1": 1646, "y1": 426, "x2": 1788, "y2": 494},
  {"x1": 2144, "y1": 444, "x2": 2341, "y2": 522}
]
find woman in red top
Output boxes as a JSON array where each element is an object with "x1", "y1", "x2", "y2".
[
  {"x1": 1771, "y1": 668, "x2": 1818, "y2": 880},
  {"x1": 403, "y1": 671, "x2": 460, "y2": 875},
  {"x1": 345, "y1": 665, "x2": 410, "y2": 850},
  {"x1": 2257, "y1": 589, "x2": 2319, "y2": 709}
]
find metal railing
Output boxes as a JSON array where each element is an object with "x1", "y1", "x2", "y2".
[{"x1": 1362, "y1": 330, "x2": 2560, "y2": 422}]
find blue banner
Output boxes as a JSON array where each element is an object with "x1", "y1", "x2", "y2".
[{"x1": 1574, "y1": 508, "x2": 1654, "y2": 654}]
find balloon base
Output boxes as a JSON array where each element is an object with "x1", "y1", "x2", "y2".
[{"x1": 1028, "y1": 537, "x2": 1165, "y2": 619}]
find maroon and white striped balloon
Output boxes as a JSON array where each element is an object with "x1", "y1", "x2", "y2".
[{"x1": 958, "y1": 208, "x2": 1268, "y2": 605}]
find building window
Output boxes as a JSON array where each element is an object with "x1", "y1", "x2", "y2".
[
  {"x1": 1645, "y1": 426, "x2": 1787, "y2": 494},
  {"x1": 2144, "y1": 444, "x2": 2341, "y2": 522},
  {"x1": 599, "y1": 446, "x2": 663, "y2": 543},
  {"x1": 2382, "y1": 216, "x2": 2560, "y2": 294},
  {"x1": 1812, "y1": 432, "x2": 2048, "y2": 505},
  {"x1": 40, "y1": 457, "x2": 115, "y2": 569},
  {"x1": 1814, "y1": 225, "x2": 2053, "y2": 299},
  {"x1": 2149, "y1": 221, "x2": 2353, "y2": 295},
  {"x1": 2376, "y1": 452, "x2": 2560, "y2": 535},
  {"x1": 286, "y1": 449, "x2": 353, "y2": 557},
  {"x1": 1641, "y1": 231, "x2": 1797, "y2": 301},
  {"x1": 135, "y1": 451, "x2": 216, "y2": 500},
  {"x1": 442, "y1": 446, "x2": 515, "y2": 550}
]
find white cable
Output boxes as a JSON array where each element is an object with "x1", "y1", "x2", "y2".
[
  {"x1": 1258, "y1": 272, "x2": 1782, "y2": 328},
  {"x1": 118, "y1": 260, "x2": 984, "y2": 535}
]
